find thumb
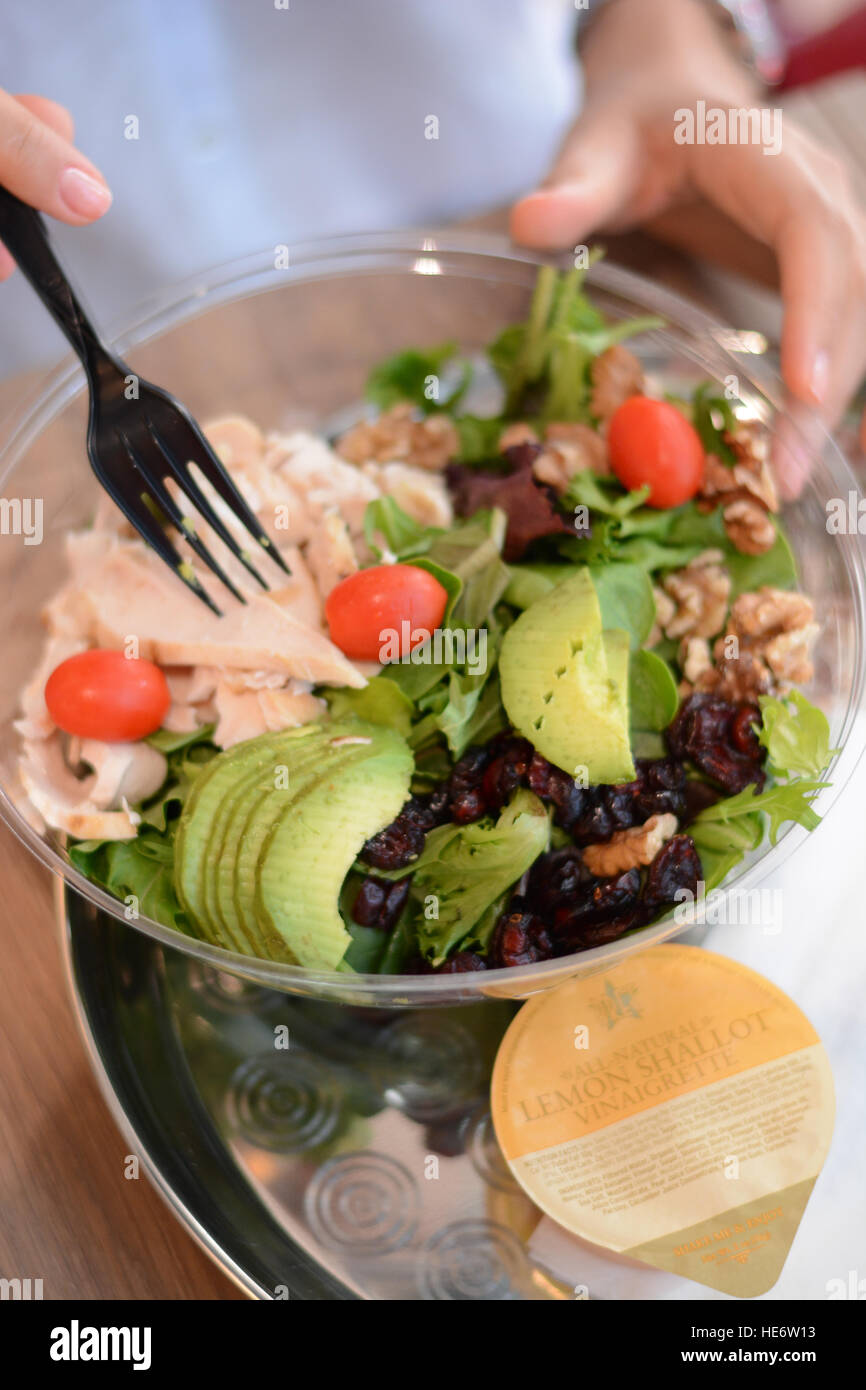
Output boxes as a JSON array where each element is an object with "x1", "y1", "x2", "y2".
[{"x1": 510, "y1": 112, "x2": 642, "y2": 250}]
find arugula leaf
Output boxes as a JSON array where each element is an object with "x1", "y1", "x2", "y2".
[
  {"x1": 691, "y1": 777, "x2": 828, "y2": 846},
  {"x1": 341, "y1": 923, "x2": 388, "y2": 973},
  {"x1": 366, "y1": 341, "x2": 470, "y2": 414},
  {"x1": 757, "y1": 691, "x2": 837, "y2": 780},
  {"x1": 688, "y1": 775, "x2": 829, "y2": 890},
  {"x1": 689, "y1": 811, "x2": 764, "y2": 891},
  {"x1": 407, "y1": 789, "x2": 550, "y2": 964},
  {"x1": 629, "y1": 649, "x2": 679, "y2": 732},
  {"x1": 376, "y1": 906, "x2": 418, "y2": 974},
  {"x1": 487, "y1": 261, "x2": 661, "y2": 421},
  {"x1": 561, "y1": 475, "x2": 798, "y2": 591}
]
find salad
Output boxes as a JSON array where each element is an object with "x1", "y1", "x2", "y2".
[{"x1": 16, "y1": 260, "x2": 833, "y2": 976}]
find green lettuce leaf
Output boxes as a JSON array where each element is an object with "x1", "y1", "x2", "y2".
[
  {"x1": 756, "y1": 691, "x2": 837, "y2": 780},
  {"x1": 407, "y1": 789, "x2": 550, "y2": 964}
]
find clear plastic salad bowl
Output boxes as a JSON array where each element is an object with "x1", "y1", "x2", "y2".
[{"x1": 0, "y1": 232, "x2": 864, "y2": 1007}]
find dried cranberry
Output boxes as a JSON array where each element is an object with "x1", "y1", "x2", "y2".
[
  {"x1": 526, "y1": 848, "x2": 589, "y2": 916},
  {"x1": 730, "y1": 706, "x2": 762, "y2": 758},
  {"x1": 489, "y1": 910, "x2": 555, "y2": 969},
  {"x1": 360, "y1": 820, "x2": 425, "y2": 871},
  {"x1": 564, "y1": 907, "x2": 647, "y2": 950},
  {"x1": 401, "y1": 789, "x2": 450, "y2": 832},
  {"x1": 448, "y1": 745, "x2": 492, "y2": 823},
  {"x1": 644, "y1": 834, "x2": 702, "y2": 911},
  {"x1": 481, "y1": 738, "x2": 533, "y2": 811},
  {"x1": 352, "y1": 876, "x2": 410, "y2": 930},
  {"x1": 451, "y1": 788, "x2": 487, "y2": 824},
  {"x1": 634, "y1": 757, "x2": 687, "y2": 820},
  {"x1": 555, "y1": 867, "x2": 642, "y2": 933},
  {"x1": 666, "y1": 693, "x2": 765, "y2": 794},
  {"x1": 571, "y1": 798, "x2": 616, "y2": 844},
  {"x1": 435, "y1": 950, "x2": 488, "y2": 974}
]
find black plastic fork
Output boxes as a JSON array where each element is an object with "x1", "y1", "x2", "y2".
[{"x1": 0, "y1": 185, "x2": 289, "y2": 614}]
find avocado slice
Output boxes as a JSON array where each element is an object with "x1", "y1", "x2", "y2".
[
  {"x1": 174, "y1": 720, "x2": 414, "y2": 968},
  {"x1": 207, "y1": 731, "x2": 336, "y2": 956},
  {"x1": 499, "y1": 568, "x2": 635, "y2": 785},
  {"x1": 254, "y1": 726, "x2": 414, "y2": 970},
  {"x1": 228, "y1": 730, "x2": 381, "y2": 961},
  {"x1": 175, "y1": 729, "x2": 319, "y2": 950}
]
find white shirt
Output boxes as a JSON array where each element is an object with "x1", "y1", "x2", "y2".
[{"x1": 1, "y1": 0, "x2": 581, "y2": 372}]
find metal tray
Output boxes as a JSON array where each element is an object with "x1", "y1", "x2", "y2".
[{"x1": 60, "y1": 887, "x2": 571, "y2": 1300}]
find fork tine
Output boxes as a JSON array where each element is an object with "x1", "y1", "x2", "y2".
[
  {"x1": 150, "y1": 410, "x2": 291, "y2": 579},
  {"x1": 145, "y1": 421, "x2": 272, "y2": 592},
  {"x1": 121, "y1": 433, "x2": 249, "y2": 605},
  {"x1": 89, "y1": 454, "x2": 223, "y2": 617}
]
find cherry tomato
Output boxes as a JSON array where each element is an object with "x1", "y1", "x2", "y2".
[
  {"x1": 325, "y1": 564, "x2": 449, "y2": 661},
  {"x1": 45, "y1": 649, "x2": 171, "y2": 741},
  {"x1": 607, "y1": 396, "x2": 705, "y2": 508}
]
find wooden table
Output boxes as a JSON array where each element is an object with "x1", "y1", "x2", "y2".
[{"x1": 0, "y1": 72, "x2": 863, "y2": 1302}]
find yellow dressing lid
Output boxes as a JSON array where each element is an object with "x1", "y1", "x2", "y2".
[{"x1": 490, "y1": 945, "x2": 834, "y2": 1298}]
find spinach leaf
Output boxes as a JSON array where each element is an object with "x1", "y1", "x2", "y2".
[
  {"x1": 629, "y1": 649, "x2": 679, "y2": 731},
  {"x1": 590, "y1": 563, "x2": 656, "y2": 650}
]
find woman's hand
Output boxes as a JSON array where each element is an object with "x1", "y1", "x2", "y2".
[
  {"x1": 0, "y1": 89, "x2": 112, "y2": 280},
  {"x1": 510, "y1": 0, "x2": 866, "y2": 452}
]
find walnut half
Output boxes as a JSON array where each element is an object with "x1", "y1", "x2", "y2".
[
  {"x1": 337, "y1": 404, "x2": 458, "y2": 471},
  {"x1": 694, "y1": 585, "x2": 819, "y2": 699},
  {"x1": 582, "y1": 813, "x2": 678, "y2": 877},
  {"x1": 722, "y1": 499, "x2": 776, "y2": 556},
  {"x1": 654, "y1": 550, "x2": 731, "y2": 643}
]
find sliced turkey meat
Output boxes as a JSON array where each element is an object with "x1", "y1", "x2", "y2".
[{"x1": 77, "y1": 542, "x2": 365, "y2": 686}]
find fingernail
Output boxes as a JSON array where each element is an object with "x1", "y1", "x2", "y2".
[
  {"x1": 807, "y1": 349, "x2": 829, "y2": 405},
  {"x1": 58, "y1": 166, "x2": 112, "y2": 218}
]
